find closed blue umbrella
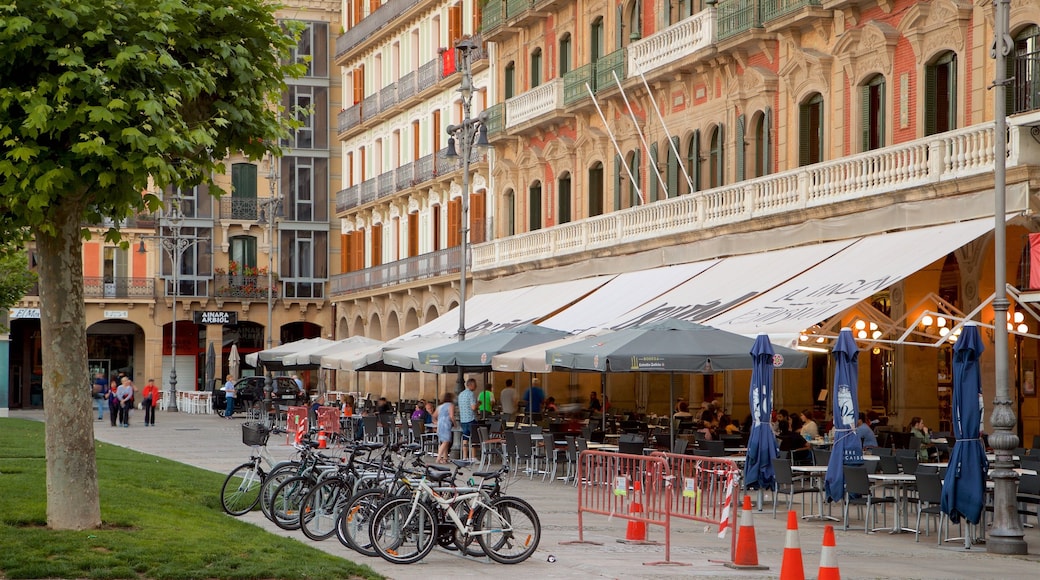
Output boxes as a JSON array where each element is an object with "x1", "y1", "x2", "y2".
[
  {"x1": 941, "y1": 322, "x2": 988, "y2": 541},
  {"x1": 744, "y1": 334, "x2": 778, "y2": 490},
  {"x1": 824, "y1": 328, "x2": 864, "y2": 502}
]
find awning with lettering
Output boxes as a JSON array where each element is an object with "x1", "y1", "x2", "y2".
[{"x1": 704, "y1": 217, "x2": 995, "y2": 338}]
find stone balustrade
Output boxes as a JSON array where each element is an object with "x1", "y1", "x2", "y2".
[
  {"x1": 627, "y1": 10, "x2": 715, "y2": 76},
  {"x1": 506, "y1": 79, "x2": 564, "y2": 128}
]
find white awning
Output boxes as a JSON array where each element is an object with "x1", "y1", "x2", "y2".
[
  {"x1": 392, "y1": 275, "x2": 612, "y2": 340},
  {"x1": 705, "y1": 218, "x2": 995, "y2": 337},
  {"x1": 540, "y1": 261, "x2": 717, "y2": 333},
  {"x1": 244, "y1": 337, "x2": 335, "y2": 369},
  {"x1": 490, "y1": 328, "x2": 609, "y2": 373},
  {"x1": 313, "y1": 336, "x2": 384, "y2": 369},
  {"x1": 596, "y1": 240, "x2": 855, "y2": 330}
]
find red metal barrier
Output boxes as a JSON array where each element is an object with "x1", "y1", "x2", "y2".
[
  {"x1": 652, "y1": 452, "x2": 742, "y2": 563},
  {"x1": 566, "y1": 451, "x2": 685, "y2": 566},
  {"x1": 285, "y1": 406, "x2": 308, "y2": 445},
  {"x1": 316, "y1": 406, "x2": 341, "y2": 434}
]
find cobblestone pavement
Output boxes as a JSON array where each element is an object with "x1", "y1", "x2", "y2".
[{"x1": 15, "y1": 409, "x2": 1040, "y2": 579}]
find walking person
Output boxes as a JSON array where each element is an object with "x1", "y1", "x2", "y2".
[
  {"x1": 141, "y1": 378, "x2": 159, "y2": 426},
  {"x1": 458, "y1": 378, "x2": 478, "y2": 460},
  {"x1": 92, "y1": 372, "x2": 107, "y2": 420},
  {"x1": 107, "y1": 378, "x2": 120, "y2": 427},
  {"x1": 222, "y1": 374, "x2": 237, "y2": 419},
  {"x1": 434, "y1": 391, "x2": 456, "y2": 464},
  {"x1": 116, "y1": 376, "x2": 135, "y2": 427}
]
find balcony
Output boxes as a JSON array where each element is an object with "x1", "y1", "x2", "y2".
[
  {"x1": 214, "y1": 274, "x2": 276, "y2": 300},
  {"x1": 379, "y1": 83, "x2": 398, "y2": 112},
  {"x1": 361, "y1": 93, "x2": 380, "y2": 122},
  {"x1": 360, "y1": 178, "x2": 378, "y2": 206},
  {"x1": 506, "y1": 78, "x2": 565, "y2": 129},
  {"x1": 717, "y1": 0, "x2": 760, "y2": 40},
  {"x1": 96, "y1": 212, "x2": 158, "y2": 229},
  {"x1": 219, "y1": 197, "x2": 259, "y2": 221},
  {"x1": 398, "y1": 70, "x2": 417, "y2": 102},
  {"x1": 595, "y1": 49, "x2": 626, "y2": 93},
  {"x1": 472, "y1": 121, "x2": 1025, "y2": 272},
  {"x1": 84, "y1": 277, "x2": 155, "y2": 299},
  {"x1": 335, "y1": 0, "x2": 418, "y2": 60},
  {"x1": 484, "y1": 102, "x2": 506, "y2": 136},
  {"x1": 505, "y1": 0, "x2": 533, "y2": 21},
  {"x1": 482, "y1": 0, "x2": 504, "y2": 37},
  {"x1": 378, "y1": 171, "x2": 394, "y2": 197},
  {"x1": 627, "y1": 9, "x2": 715, "y2": 76},
  {"x1": 282, "y1": 278, "x2": 325, "y2": 300},
  {"x1": 415, "y1": 153, "x2": 436, "y2": 183},
  {"x1": 563, "y1": 63, "x2": 596, "y2": 106},
  {"x1": 395, "y1": 162, "x2": 415, "y2": 192},
  {"x1": 336, "y1": 184, "x2": 361, "y2": 213},
  {"x1": 761, "y1": 0, "x2": 821, "y2": 21},
  {"x1": 338, "y1": 104, "x2": 362, "y2": 135},
  {"x1": 331, "y1": 247, "x2": 461, "y2": 297}
]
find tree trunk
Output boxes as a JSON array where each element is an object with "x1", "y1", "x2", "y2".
[{"x1": 36, "y1": 203, "x2": 101, "y2": 530}]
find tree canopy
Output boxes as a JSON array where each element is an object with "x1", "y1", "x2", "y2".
[{"x1": 0, "y1": 0, "x2": 303, "y2": 529}]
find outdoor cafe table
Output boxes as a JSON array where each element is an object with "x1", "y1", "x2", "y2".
[
  {"x1": 868, "y1": 473, "x2": 917, "y2": 533},
  {"x1": 791, "y1": 465, "x2": 838, "y2": 522},
  {"x1": 585, "y1": 442, "x2": 620, "y2": 452}
]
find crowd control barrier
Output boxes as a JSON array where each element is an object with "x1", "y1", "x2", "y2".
[
  {"x1": 286, "y1": 406, "x2": 308, "y2": 444},
  {"x1": 567, "y1": 450, "x2": 742, "y2": 567},
  {"x1": 316, "y1": 406, "x2": 341, "y2": 435}
]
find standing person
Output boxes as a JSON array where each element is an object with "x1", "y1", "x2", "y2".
[
  {"x1": 222, "y1": 374, "x2": 237, "y2": 419},
  {"x1": 477, "y1": 384, "x2": 495, "y2": 418},
  {"x1": 500, "y1": 379, "x2": 518, "y2": 423},
  {"x1": 92, "y1": 372, "x2": 107, "y2": 420},
  {"x1": 292, "y1": 374, "x2": 306, "y2": 401},
  {"x1": 457, "y1": 378, "x2": 478, "y2": 460},
  {"x1": 116, "y1": 376, "x2": 134, "y2": 428},
  {"x1": 107, "y1": 378, "x2": 120, "y2": 427},
  {"x1": 141, "y1": 378, "x2": 160, "y2": 427},
  {"x1": 522, "y1": 378, "x2": 545, "y2": 421},
  {"x1": 588, "y1": 391, "x2": 602, "y2": 413},
  {"x1": 434, "y1": 391, "x2": 456, "y2": 464}
]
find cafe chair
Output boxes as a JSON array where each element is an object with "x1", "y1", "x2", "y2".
[
  {"x1": 843, "y1": 465, "x2": 895, "y2": 532},
  {"x1": 812, "y1": 448, "x2": 831, "y2": 466},
  {"x1": 618, "y1": 434, "x2": 646, "y2": 456},
  {"x1": 362, "y1": 415, "x2": 381, "y2": 444},
  {"x1": 913, "y1": 471, "x2": 947, "y2": 543},
  {"x1": 771, "y1": 458, "x2": 816, "y2": 519},
  {"x1": 697, "y1": 439, "x2": 725, "y2": 457},
  {"x1": 477, "y1": 426, "x2": 505, "y2": 470},
  {"x1": 1016, "y1": 473, "x2": 1040, "y2": 528},
  {"x1": 514, "y1": 431, "x2": 541, "y2": 479},
  {"x1": 671, "y1": 438, "x2": 689, "y2": 455}
]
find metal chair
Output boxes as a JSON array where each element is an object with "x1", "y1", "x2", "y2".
[
  {"x1": 671, "y1": 438, "x2": 689, "y2": 455},
  {"x1": 771, "y1": 458, "x2": 816, "y2": 518},
  {"x1": 812, "y1": 448, "x2": 831, "y2": 466},
  {"x1": 362, "y1": 415, "x2": 380, "y2": 444},
  {"x1": 477, "y1": 426, "x2": 505, "y2": 470},
  {"x1": 842, "y1": 465, "x2": 895, "y2": 532},
  {"x1": 913, "y1": 471, "x2": 947, "y2": 543}
]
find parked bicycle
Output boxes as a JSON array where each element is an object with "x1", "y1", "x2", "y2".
[{"x1": 220, "y1": 422, "x2": 288, "y2": 516}]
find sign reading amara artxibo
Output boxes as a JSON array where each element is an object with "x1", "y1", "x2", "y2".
[{"x1": 193, "y1": 311, "x2": 238, "y2": 325}]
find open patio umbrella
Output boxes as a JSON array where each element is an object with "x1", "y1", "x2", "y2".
[
  {"x1": 245, "y1": 337, "x2": 334, "y2": 370},
  {"x1": 419, "y1": 324, "x2": 568, "y2": 371},
  {"x1": 205, "y1": 341, "x2": 216, "y2": 392},
  {"x1": 940, "y1": 322, "x2": 988, "y2": 547},
  {"x1": 744, "y1": 334, "x2": 779, "y2": 491},
  {"x1": 824, "y1": 328, "x2": 864, "y2": 503},
  {"x1": 228, "y1": 343, "x2": 240, "y2": 380},
  {"x1": 490, "y1": 328, "x2": 608, "y2": 373}
]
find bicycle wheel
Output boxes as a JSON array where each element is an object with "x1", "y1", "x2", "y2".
[
  {"x1": 260, "y1": 462, "x2": 300, "y2": 522},
  {"x1": 476, "y1": 496, "x2": 541, "y2": 564},
  {"x1": 271, "y1": 475, "x2": 314, "y2": 531},
  {"x1": 337, "y1": 488, "x2": 388, "y2": 556},
  {"x1": 369, "y1": 497, "x2": 438, "y2": 564},
  {"x1": 220, "y1": 462, "x2": 264, "y2": 516},
  {"x1": 453, "y1": 525, "x2": 485, "y2": 557},
  {"x1": 300, "y1": 477, "x2": 352, "y2": 541}
]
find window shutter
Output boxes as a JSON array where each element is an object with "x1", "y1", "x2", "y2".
[
  {"x1": 924, "y1": 64, "x2": 937, "y2": 136},
  {"x1": 649, "y1": 143, "x2": 659, "y2": 202},
  {"x1": 716, "y1": 124, "x2": 725, "y2": 186},
  {"x1": 529, "y1": 185, "x2": 542, "y2": 230},
  {"x1": 735, "y1": 114, "x2": 746, "y2": 182},
  {"x1": 616, "y1": 6, "x2": 623, "y2": 50},
  {"x1": 763, "y1": 108, "x2": 773, "y2": 175},
  {"x1": 631, "y1": 152, "x2": 641, "y2": 206},
  {"x1": 470, "y1": 191, "x2": 486, "y2": 243},
  {"x1": 370, "y1": 223, "x2": 382, "y2": 267},
  {"x1": 948, "y1": 56, "x2": 958, "y2": 131},
  {"x1": 668, "y1": 136, "x2": 679, "y2": 196},
  {"x1": 341, "y1": 233, "x2": 350, "y2": 273},
  {"x1": 352, "y1": 230, "x2": 364, "y2": 271},
  {"x1": 878, "y1": 79, "x2": 886, "y2": 148},
  {"x1": 613, "y1": 154, "x2": 622, "y2": 211},
  {"x1": 861, "y1": 84, "x2": 870, "y2": 152},
  {"x1": 449, "y1": 4, "x2": 462, "y2": 45},
  {"x1": 799, "y1": 102, "x2": 811, "y2": 166},
  {"x1": 447, "y1": 197, "x2": 461, "y2": 246},
  {"x1": 690, "y1": 130, "x2": 701, "y2": 193}
]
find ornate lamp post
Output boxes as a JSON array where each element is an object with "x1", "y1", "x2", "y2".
[
  {"x1": 259, "y1": 154, "x2": 282, "y2": 403},
  {"x1": 445, "y1": 37, "x2": 489, "y2": 393}
]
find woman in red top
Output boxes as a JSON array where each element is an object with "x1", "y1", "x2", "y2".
[{"x1": 141, "y1": 379, "x2": 160, "y2": 426}]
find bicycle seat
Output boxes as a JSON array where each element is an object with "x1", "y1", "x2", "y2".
[
  {"x1": 427, "y1": 463, "x2": 451, "y2": 472},
  {"x1": 450, "y1": 459, "x2": 475, "y2": 469},
  {"x1": 425, "y1": 469, "x2": 454, "y2": 482},
  {"x1": 471, "y1": 470, "x2": 502, "y2": 479}
]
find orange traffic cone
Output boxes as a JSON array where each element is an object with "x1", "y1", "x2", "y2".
[
  {"x1": 624, "y1": 480, "x2": 647, "y2": 542},
  {"x1": 317, "y1": 428, "x2": 328, "y2": 449},
  {"x1": 817, "y1": 525, "x2": 840, "y2": 580},
  {"x1": 724, "y1": 495, "x2": 768, "y2": 570},
  {"x1": 780, "y1": 510, "x2": 805, "y2": 580}
]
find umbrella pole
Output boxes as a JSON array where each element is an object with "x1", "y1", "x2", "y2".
[
  {"x1": 601, "y1": 373, "x2": 607, "y2": 434},
  {"x1": 669, "y1": 372, "x2": 675, "y2": 453}
]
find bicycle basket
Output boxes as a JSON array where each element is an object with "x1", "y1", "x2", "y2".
[{"x1": 242, "y1": 422, "x2": 270, "y2": 446}]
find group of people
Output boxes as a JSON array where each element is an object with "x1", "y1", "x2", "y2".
[{"x1": 91, "y1": 372, "x2": 160, "y2": 427}]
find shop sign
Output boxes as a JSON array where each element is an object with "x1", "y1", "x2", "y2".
[
  {"x1": 10, "y1": 308, "x2": 41, "y2": 319},
  {"x1": 104, "y1": 310, "x2": 129, "y2": 318},
  {"x1": 194, "y1": 311, "x2": 237, "y2": 325}
]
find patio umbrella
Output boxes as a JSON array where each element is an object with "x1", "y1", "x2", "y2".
[
  {"x1": 744, "y1": 334, "x2": 779, "y2": 490},
  {"x1": 228, "y1": 343, "x2": 240, "y2": 380},
  {"x1": 490, "y1": 328, "x2": 608, "y2": 373},
  {"x1": 205, "y1": 341, "x2": 216, "y2": 392},
  {"x1": 419, "y1": 324, "x2": 569, "y2": 371},
  {"x1": 940, "y1": 322, "x2": 988, "y2": 546},
  {"x1": 824, "y1": 328, "x2": 864, "y2": 502},
  {"x1": 245, "y1": 337, "x2": 334, "y2": 370}
]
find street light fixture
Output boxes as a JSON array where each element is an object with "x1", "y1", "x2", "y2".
[
  {"x1": 259, "y1": 154, "x2": 282, "y2": 404},
  {"x1": 445, "y1": 37, "x2": 489, "y2": 393},
  {"x1": 138, "y1": 193, "x2": 210, "y2": 412}
]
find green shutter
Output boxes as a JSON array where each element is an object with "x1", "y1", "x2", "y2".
[
  {"x1": 667, "y1": 137, "x2": 679, "y2": 197},
  {"x1": 861, "y1": 84, "x2": 870, "y2": 152},
  {"x1": 763, "y1": 108, "x2": 772, "y2": 175},
  {"x1": 631, "y1": 152, "x2": 640, "y2": 206},
  {"x1": 735, "y1": 114, "x2": 746, "y2": 182},
  {"x1": 878, "y1": 79, "x2": 886, "y2": 148},
  {"x1": 690, "y1": 130, "x2": 701, "y2": 193},
  {"x1": 616, "y1": 6, "x2": 623, "y2": 50},
  {"x1": 613, "y1": 154, "x2": 621, "y2": 211},
  {"x1": 948, "y1": 56, "x2": 957, "y2": 131},
  {"x1": 649, "y1": 143, "x2": 659, "y2": 202},
  {"x1": 716, "y1": 124, "x2": 724, "y2": 187},
  {"x1": 924, "y1": 64, "x2": 937, "y2": 136},
  {"x1": 799, "y1": 102, "x2": 811, "y2": 166}
]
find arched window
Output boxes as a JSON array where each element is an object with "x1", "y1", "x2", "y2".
[
  {"x1": 588, "y1": 162, "x2": 604, "y2": 217},
  {"x1": 528, "y1": 181, "x2": 542, "y2": 231},
  {"x1": 503, "y1": 189, "x2": 515, "y2": 236},
  {"x1": 559, "y1": 34, "x2": 572, "y2": 75},
  {"x1": 591, "y1": 17, "x2": 603, "y2": 63},
  {"x1": 623, "y1": 0, "x2": 642, "y2": 45},
  {"x1": 751, "y1": 109, "x2": 772, "y2": 178},
  {"x1": 925, "y1": 52, "x2": 957, "y2": 135},
  {"x1": 558, "y1": 173, "x2": 572, "y2": 223},
  {"x1": 530, "y1": 48, "x2": 542, "y2": 89},
  {"x1": 1011, "y1": 25, "x2": 1039, "y2": 114},
  {"x1": 862, "y1": 75, "x2": 886, "y2": 151},
  {"x1": 504, "y1": 61, "x2": 515, "y2": 99},
  {"x1": 687, "y1": 131, "x2": 701, "y2": 193},
  {"x1": 708, "y1": 125, "x2": 724, "y2": 188},
  {"x1": 798, "y1": 93, "x2": 824, "y2": 166}
]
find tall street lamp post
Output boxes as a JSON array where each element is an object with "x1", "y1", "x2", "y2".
[
  {"x1": 139, "y1": 194, "x2": 209, "y2": 412},
  {"x1": 445, "y1": 38, "x2": 489, "y2": 394},
  {"x1": 989, "y1": 0, "x2": 1027, "y2": 555},
  {"x1": 260, "y1": 154, "x2": 282, "y2": 402}
]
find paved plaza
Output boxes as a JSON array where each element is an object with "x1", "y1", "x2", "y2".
[{"x1": 16, "y1": 409, "x2": 1040, "y2": 579}]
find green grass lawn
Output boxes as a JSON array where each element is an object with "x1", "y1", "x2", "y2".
[{"x1": 0, "y1": 418, "x2": 381, "y2": 580}]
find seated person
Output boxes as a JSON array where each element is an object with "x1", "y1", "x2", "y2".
[
  {"x1": 724, "y1": 418, "x2": 741, "y2": 435},
  {"x1": 588, "y1": 391, "x2": 602, "y2": 413},
  {"x1": 375, "y1": 396, "x2": 393, "y2": 415},
  {"x1": 799, "y1": 410, "x2": 819, "y2": 440},
  {"x1": 778, "y1": 419, "x2": 812, "y2": 465},
  {"x1": 909, "y1": 416, "x2": 935, "y2": 460},
  {"x1": 856, "y1": 412, "x2": 878, "y2": 449},
  {"x1": 544, "y1": 396, "x2": 559, "y2": 413},
  {"x1": 411, "y1": 400, "x2": 431, "y2": 424},
  {"x1": 673, "y1": 402, "x2": 693, "y2": 420}
]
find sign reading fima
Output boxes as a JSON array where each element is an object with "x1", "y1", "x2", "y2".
[{"x1": 193, "y1": 311, "x2": 238, "y2": 325}]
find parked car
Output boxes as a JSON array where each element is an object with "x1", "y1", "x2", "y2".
[{"x1": 209, "y1": 376, "x2": 285, "y2": 415}]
